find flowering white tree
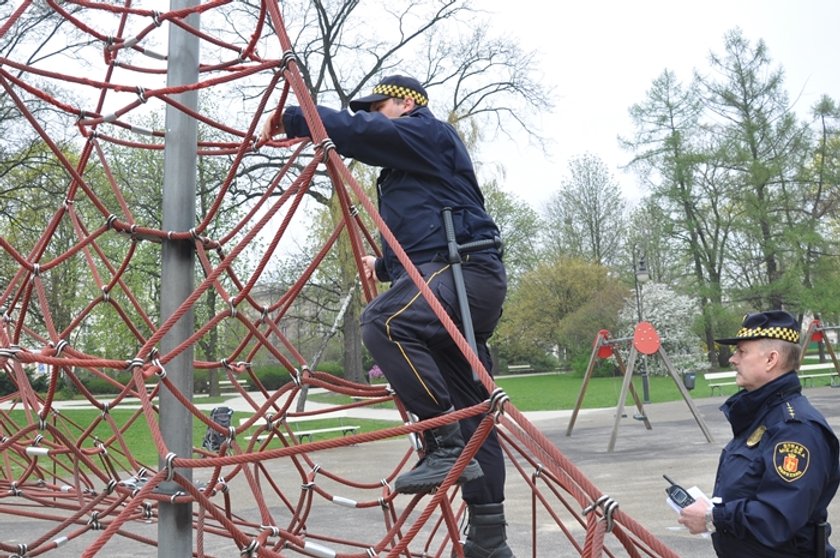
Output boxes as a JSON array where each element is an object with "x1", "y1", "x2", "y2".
[{"x1": 618, "y1": 282, "x2": 710, "y2": 375}]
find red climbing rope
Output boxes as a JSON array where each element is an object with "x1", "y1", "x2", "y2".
[{"x1": 0, "y1": 1, "x2": 681, "y2": 556}]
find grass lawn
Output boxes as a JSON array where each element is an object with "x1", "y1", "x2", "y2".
[
  {"x1": 495, "y1": 372, "x2": 709, "y2": 411},
  {"x1": 310, "y1": 371, "x2": 726, "y2": 412},
  {"x1": 7, "y1": 370, "x2": 831, "y2": 473},
  {"x1": 2, "y1": 407, "x2": 400, "y2": 474}
]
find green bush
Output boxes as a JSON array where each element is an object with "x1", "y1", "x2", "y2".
[
  {"x1": 315, "y1": 360, "x2": 344, "y2": 378},
  {"x1": 569, "y1": 351, "x2": 617, "y2": 378},
  {"x1": 194, "y1": 370, "x2": 209, "y2": 393},
  {"x1": 247, "y1": 364, "x2": 292, "y2": 390},
  {"x1": 0, "y1": 368, "x2": 52, "y2": 396},
  {"x1": 77, "y1": 370, "x2": 134, "y2": 395}
]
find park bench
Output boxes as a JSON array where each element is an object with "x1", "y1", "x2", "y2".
[
  {"x1": 703, "y1": 371, "x2": 738, "y2": 395},
  {"x1": 507, "y1": 363, "x2": 533, "y2": 374},
  {"x1": 240, "y1": 410, "x2": 360, "y2": 443},
  {"x1": 705, "y1": 363, "x2": 839, "y2": 394},
  {"x1": 798, "y1": 362, "x2": 840, "y2": 387},
  {"x1": 217, "y1": 379, "x2": 237, "y2": 393}
]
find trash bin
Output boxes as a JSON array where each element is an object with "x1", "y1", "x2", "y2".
[{"x1": 683, "y1": 372, "x2": 696, "y2": 391}]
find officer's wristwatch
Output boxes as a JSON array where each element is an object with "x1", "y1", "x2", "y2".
[{"x1": 705, "y1": 508, "x2": 716, "y2": 534}]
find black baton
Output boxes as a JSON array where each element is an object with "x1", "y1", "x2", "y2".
[
  {"x1": 816, "y1": 522, "x2": 827, "y2": 558},
  {"x1": 441, "y1": 207, "x2": 502, "y2": 382}
]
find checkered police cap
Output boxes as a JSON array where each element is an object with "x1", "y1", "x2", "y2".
[
  {"x1": 715, "y1": 310, "x2": 801, "y2": 345},
  {"x1": 349, "y1": 75, "x2": 429, "y2": 112}
]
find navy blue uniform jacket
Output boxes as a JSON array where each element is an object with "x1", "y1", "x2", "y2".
[
  {"x1": 282, "y1": 105, "x2": 501, "y2": 281},
  {"x1": 711, "y1": 371, "x2": 840, "y2": 557}
]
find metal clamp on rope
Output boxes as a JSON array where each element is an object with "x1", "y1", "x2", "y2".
[
  {"x1": 488, "y1": 387, "x2": 510, "y2": 421},
  {"x1": 280, "y1": 50, "x2": 298, "y2": 71},
  {"x1": 582, "y1": 494, "x2": 619, "y2": 533},
  {"x1": 240, "y1": 539, "x2": 260, "y2": 557},
  {"x1": 153, "y1": 358, "x2": 166, "y2": 379},
  {"x1": 317, "y1": 138, "x2": 336, "y2": 155},
  {"x1": 164, "y1": 452, "x2": 177, "y2": 482},
  {"x1": 53, "y1": 339, "x2": 68, "y2": 356},
  {"x1": 260, "y1": 525, "x2": 281, "y2": 537},
  {"x1": 12, "y1": 543, "x2": 27, "y2": 557},
  {"x1": 0, "y1": 344, "x2": 19, "y2": 359},
  {"x1": 88, "y1": 511, "x2": 102, "y2": 530}
]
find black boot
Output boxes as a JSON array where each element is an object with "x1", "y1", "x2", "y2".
[
  {"x1": 461, "y1": 503, "x2": 515, "y2": 558},
  {"x1": 394, "y1": 420, "x2": 484, "y2": 494}
]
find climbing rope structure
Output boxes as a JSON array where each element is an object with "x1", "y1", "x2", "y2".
[{"x1": 0, "y1": 1, "x2": 681, "y2": 556}]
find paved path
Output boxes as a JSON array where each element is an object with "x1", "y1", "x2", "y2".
[{"x1": 2, "y1": 385, "x2": 839, "y2": 556}]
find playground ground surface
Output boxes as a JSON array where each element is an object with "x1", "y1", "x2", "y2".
[{"x1": 2, "y1": 385, "x2": 839, "y2": 556}]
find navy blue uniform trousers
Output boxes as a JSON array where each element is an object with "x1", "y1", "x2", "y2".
[{"x1": 361, "y1": 254, "x2": 507, "y2": 505}]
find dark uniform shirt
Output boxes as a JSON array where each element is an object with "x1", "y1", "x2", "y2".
[
  {"x1": 711, "y1": 371, "x2": 840, "y2": 557},
  {"x1": 282, "y1": 104, "x2": 501, "y2": 281}
]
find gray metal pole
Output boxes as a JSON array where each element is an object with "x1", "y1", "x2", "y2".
[{"x1": 158, "y1": 0, "x2": 199, "y2": 555}]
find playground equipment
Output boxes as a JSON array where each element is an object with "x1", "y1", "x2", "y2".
[
  {"x1": 566, "y1": 322, "x2": 714, "y2": 452},
  {"x1": 798, "y1": 319, "x2": 840, "y2": 387},
  {"x1": 0, "y1": 1, "x2": 686, "y2": 556}
]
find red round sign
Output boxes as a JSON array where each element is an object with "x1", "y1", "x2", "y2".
[{"x1": 633, "y1": 321, "x2": 660, "y2": 355}]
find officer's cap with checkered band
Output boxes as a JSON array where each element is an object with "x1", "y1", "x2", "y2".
[
  {"x1": 715, "y1": 310, "x2": 801, "y2": 345},
  {"x1": 349, "y1": 75, "x2": 429, "y2": 113}
]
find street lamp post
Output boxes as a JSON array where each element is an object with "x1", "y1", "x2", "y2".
[{"x1": 633, "y1": 253, "x2": 651, "y2": 403}]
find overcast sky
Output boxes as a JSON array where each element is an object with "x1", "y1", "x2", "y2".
[{"x1": 477, "y1": 0, "x2": 840, "y2": 210}]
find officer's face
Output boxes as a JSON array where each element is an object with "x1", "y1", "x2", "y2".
[
  {"x1": 371, "y1": 97, "x2": 413, "y2": 119},
  {"x1": 730, "y1": 340, "x2": 774, "y2": 391}
]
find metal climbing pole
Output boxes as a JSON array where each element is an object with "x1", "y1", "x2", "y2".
[{"x1": 159, "y1": 0, "x2": 199, "y2": 555}]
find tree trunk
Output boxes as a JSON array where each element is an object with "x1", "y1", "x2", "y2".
[{"x1": 342, "y1": 295, "x2": 364, "y2": 384}]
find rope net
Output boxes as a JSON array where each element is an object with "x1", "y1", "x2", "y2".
[{"x1": 0, "y1": 1, "x2": 679, "y2": 556}]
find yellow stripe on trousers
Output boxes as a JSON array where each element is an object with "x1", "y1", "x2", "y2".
[{"x1": 383, "y1": 265, "x2": 452, "y2": 408}]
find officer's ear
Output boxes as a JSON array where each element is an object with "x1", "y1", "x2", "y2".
[
  {"x1": 400, "y1": 97, "x2": 415, "y2": 114},
  {"x1": 764, "y1": 347, "x2": 782, "y2": 371}
]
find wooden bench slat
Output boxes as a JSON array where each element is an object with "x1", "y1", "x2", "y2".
[
  {"x1": 798, "y1": 361, "x2": 840, "y2": 387},
  {"x1": 703, "y1": 371, "x2": 737, "y2": 395},
  {"x1": 798, "y1": 362, "x2": 839, "y2": 372},
  {"x1": 703, "y1": 361, "x2": 840, "y2": 393},
  {"x1": 238, "y1": 411, "x2": 360, "y2": 443}
]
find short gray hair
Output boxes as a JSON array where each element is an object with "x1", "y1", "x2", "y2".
[{"x1": 762, "y1": 338, "x2": 801, "y2": 372}]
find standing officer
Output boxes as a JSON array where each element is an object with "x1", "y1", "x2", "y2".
[
  {"x1": 261, "y1": 75, "x2": 512, "y2": 558},
  {"x1": 679, "y1": 310, "x2": 840, "y2": 557}
]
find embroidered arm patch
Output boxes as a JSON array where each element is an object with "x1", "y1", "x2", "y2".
[{"x1": 774, "y1": 441, "x2": 810, "y2": 482}]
